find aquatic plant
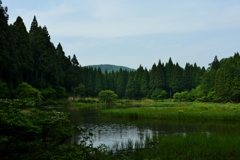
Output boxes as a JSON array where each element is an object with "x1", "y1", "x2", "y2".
[{"x1": 99, "y1": 102, "x2": 240, "y2": 121}]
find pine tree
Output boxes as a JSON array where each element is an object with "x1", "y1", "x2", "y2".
[
  {"x1": 208, "y1": 55, "x2": 220, "y2": 70},
  {"x1": 0, "y1": 1, "x2": 10, "y2": 82},
  {"x1": 171, "y1": 63, "x2": 183, "y2": 93},
  {"x1": 12, "y1": 16, "x2": 33, "y2": 83},
  {"x1": 94, "y1": 68, "x2": 103, "y2": 95},
  {"x1": 149, "y1": 63, "x2": 157, "y2": 91},
  {"x1": 85, "y1": 67, "x2": 95, "y2": 96},
  {"x1": 116, "y1": 69, "x2": 128, "y2": 98},
  {"x1": 125, "y1": 72, "x2": 139, "y2": 99},
  {"x1": 165, "y1": 58, "x2": 174, "y2": 97},
  {"x1": 102, "y1": 70, "x2": 108, "y2": 90},
  {"x1": 134, "y1": 65, "x2": 144, "y2": 98},
  {"x1": 183, "y1": 63, "x2": 193, "y2": 91},
  {"x1": 55, "y1": 43, "x2": 66, "y2": 86},
  {"x1": 154, "y1": 60, "x2": 166, "y2": 89},
  {"x1": 140, "y1": 68, "x2": 149, "y2": 97}
]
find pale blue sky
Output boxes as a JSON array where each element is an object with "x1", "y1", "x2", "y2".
[{"x1": 3, "y1": 0, "x2": 240, "y2": 69}]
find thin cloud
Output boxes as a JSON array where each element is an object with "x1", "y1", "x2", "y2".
[
  {"x1": 4, "y1": 0, "x2": 240, "y2": 69},
  {"x1": 6, "y1": 0, "x2": 240, "y2": 38}
]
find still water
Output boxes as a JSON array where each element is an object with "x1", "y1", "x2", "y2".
[{"x1": 58, "y1": 107, "x2": 240, "y2": 148}]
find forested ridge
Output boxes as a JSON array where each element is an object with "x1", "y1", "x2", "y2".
[
  {"x1": 86, "y1": 64, "x2": 135, "y2": 73},
  {"x1": 1, "y1": 1, "x2": 240, "y2": 102}
]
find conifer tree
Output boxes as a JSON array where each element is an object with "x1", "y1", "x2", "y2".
[
  {"x1": 116, "y1": 69, "x2": 128, "y2": 98},
  {"x1": 140, "y1": 68, "x2": 149, "y2": 97},
  {"x1": 154, "y1": 60, "x2": 166, "y2": 89},
  {"x1": 102, "y1": 70, "x2": 108, "y2": 90},
  {"x1": 183, "y1": 63, "x2": 193, "y2": 91},
  {"x1": 125, "y1": 72, "x2": 139, "y2": 99},
  {"x1": 12, "y1": 16, "x2": 33, "y2": 83},
  {"x1": 0, "y1": 1, "x2": 10, "y2": 82},
  {"x1": 149, "y1": 63, "x2": 157, "y2": 91},
  {"x1": 165, "y1": 58, "x2": 174, "y2": 97},
  {"x1": 171, "y1": 63, "x2": 183, "y2": 93},
  {"x1": 95, "y1": 68, "x2": 103, "y2": 95}
]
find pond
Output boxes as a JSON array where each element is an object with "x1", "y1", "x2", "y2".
[{"x1": 58, "y1": 107, "x2": 240, "y2": 148}]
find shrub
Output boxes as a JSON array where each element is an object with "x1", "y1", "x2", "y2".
[
  {"x1": 98, "y1": 90, "x2": 118, "y2": 104},
  {"x1": 41, "y1": 87, "x2": 57, "y2": 100},
  {"x1": 15, "y1": 82, "x2": 42, "y2": 104},
  {"x1": 151, "y1": 89, "x2": 168, "y2": 101},
  {"x1": 54, "y1": 86, "x2": 67, "y2": 99},
  {"x1": 0, "y1": 81, "x2": 10, "y2": 98}
]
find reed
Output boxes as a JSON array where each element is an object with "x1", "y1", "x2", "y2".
[
  {"x1": 99, "y1": 102, "x2": 240, "y2": 121},
  {"x1": 107, "y1": 132, "x2": 240, "y2": 160}
]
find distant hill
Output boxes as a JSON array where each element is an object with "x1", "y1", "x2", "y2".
[{"x1": 85, "y1": 64, "x2": 135, "y2": 72}]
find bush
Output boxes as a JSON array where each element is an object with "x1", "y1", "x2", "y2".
[
  {"x1": 41, "y1": 87, "x2": 57, "y2": 100},
  {"x1": 0, "y1": 108, "x2": 107, "y2": 160},
  {"x1": 98, "y1": 90, "x2": 118, "y2": 104},
  {"x1": 173, "y1": 91, "x2": 192, "y2": 102},
  {"x1": 0, "y1": 81, "x2": 10, "y2": 98},
  {"x1": 151, "y1": 89, "x2": 168, "y2": 101},
  {"x1": 54, "y1": 86, "x2": 67, "y2": 99},
  {"x1": 15, "y1": 82, "x2": 42, "y2": 104}
]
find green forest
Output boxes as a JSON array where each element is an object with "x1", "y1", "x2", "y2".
[
  {"x1": 1, "y1": 1, "x2": 240, "y2": 103},
  {"x1": 2, "y1": 1, "x2": 240, "y2": 159}
]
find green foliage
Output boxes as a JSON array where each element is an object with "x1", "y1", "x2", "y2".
[
  {"x1": 0, "y1": 99, "x2": 35, "y2": 108},
  {"x1": 173, "y1": 91, "x2": 193, "y2": 102},
  {"x1": 125, "y1": 72, "x2": 139, "y2": 99},
  {"x1": 116, "y1": 69, "x2": 128, "y2": 98},
  {"x1": 0, "y1": 81, "x2": 10, "y2": 98},
  {"x1": 0, "y1": 107, "x2": 108, "y2": 160},
  {"x1": 41, "y1": 87, "x2": 57, "y2": 100},
  {"x1": 110, "y1": 133, "x2": 240, "y2": 160},
  {"x1": 100, "y1": 102, "x2": 240, "y2": 121},
  {"x1": 189, "y1": 86, "x2": 203, "y2": 100},
  {"x1": 15, "y1": 82, "x2": 42, "y2": 104},
  {"x1": 54, "y1": 86, "x2": 67, "y2": 99},
  {"x1": 72, "y1": 83, "x2": 85, "y2": 97},
  {"x1": 151, "y1": 88, "x2": 168, "y2": 100},
  {"x1": 3, "y1": 1, "x2": 240, "y2": 103},
  {"x1": 98, "y1": 90, "x2": 118, "y2": 104},
  {"x1": 0, "y1": 108, "x2": 72, "y2": 159}
]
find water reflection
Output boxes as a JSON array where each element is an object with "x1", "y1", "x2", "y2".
[{"x1": 58, "y1": 107, "x2": 240, "y2": 148}]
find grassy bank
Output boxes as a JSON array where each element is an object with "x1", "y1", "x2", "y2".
[
  {"x1": 99, "y1": 102, "x2": 240, "y2": 121},
  {"x1": 106, "y1": 132, "x2": 240, "y2": 160}
]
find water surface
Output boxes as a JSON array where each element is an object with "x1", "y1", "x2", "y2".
[{"x1": 58, "y1": 107, "x2": 240, "y2": 148}]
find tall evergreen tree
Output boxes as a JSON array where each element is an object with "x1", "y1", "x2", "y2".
[
  {"x1": 12, "y1": 16, "x2": 33, "y2": 83},
  {"x1": 208, "y1": 55, "x2": 220, "y2": 71},
  {"x1": 171, "y1": 63, "x2": 183, "y2": 93},
  {"x1": 183, "y1": 63, "x2": 193, "y2": 90},
  {"x1": 149, "y1": 63, "x2": 157, "y2": 91},
  {"x1": 102, "y1": 70, "x2": 108, "y2": 90},
  {"x1": 55, "y1": 43, "x2": 66, "y2": 86},
  {"x1": 154, "y1": 60, "x2": 166, "y2": 89},
  {"x1": 107, "y1": 71, "x2": 116, "y2": 92},
  {"x1": 140, "y1": 68, "x2": 149, "y2": 97},
  {"x1": 0, "y1": 1, "x2": 10, "y2": 82},
  {"x1": 125, "y1": 72, "x2": 139, "y2": 99},
  {"x1": 134, "y1": 65, "x2": 144, "y2": 98},
  {"x1": 165, "y1": 58, "x2": 174, "y2": 97},
  {"x1": 85, "y1": 67, "x2": 95, "y2": 96},
  {"x1": 94, "y1": 68, "x2": 103, "y2": 95},
  {"x1": 116, "y1": 69, "x2": 128, "y2": 98}
]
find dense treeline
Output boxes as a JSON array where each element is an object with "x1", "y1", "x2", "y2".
[
  {"x1": 81, "y1": 60, "x2": 205, "y2": 100},
  {"x1": 200, "y1": 54, "x2": 240, "y2": 102},
  {"x1": 1, "y1": 1, "x2": 240, "y2": 102},
  {"x1": 0, "y1": 1, "x2": 82, "y2": 100}
]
